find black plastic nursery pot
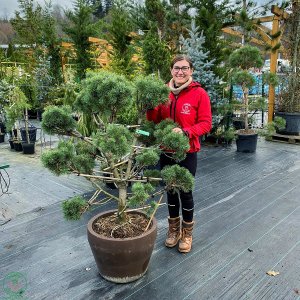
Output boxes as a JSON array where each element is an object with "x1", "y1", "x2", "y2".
[
  {"x1": 13, "y1": 142, "x2": 23, "y2": 152},
  {"x1": 20, "y1": 127, "x2": 37, "y2": 143},
  {"x1": 275, "y1": 112, "x2": 300, "y2": 136},
  {"x1": 0, "y1": 134, "x2": 4, "y2": 143},
  {"x1": 9, "y1": 139, "x2": 14, "y2": 149},
  {"x1": 236, "y1": 133, "x2": 258, "y2": 153},
  {"x1": 22, "y1": 142, "x2": 35, "y2": 154}
]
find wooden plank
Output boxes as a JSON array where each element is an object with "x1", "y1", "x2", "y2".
[{"x1": 271, "y1": 133, "x2": 300, "y2": 144}]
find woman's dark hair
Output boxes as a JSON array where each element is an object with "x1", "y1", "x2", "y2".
[{"x1": 170, "y1": 55, "x2": 194, "y2": 69}]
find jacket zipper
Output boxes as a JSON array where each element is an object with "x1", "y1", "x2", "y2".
[{"x1": 170, "y1": 95, "x2": 179, "y2": 122}]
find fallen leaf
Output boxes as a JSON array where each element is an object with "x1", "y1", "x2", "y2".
[
  {"x1": 266, "y1": 270, "x2": 280, "y2": 276},
  {"x1": 294, "y1": 289, "x2": 300, "y2": 295},
  {"x1": 247, "y1": 248, "x2": 253, "y2": 252}
]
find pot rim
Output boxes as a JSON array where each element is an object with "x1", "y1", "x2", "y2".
[{"x1": 87, "y1": 209, "x2": 157, "y2": 241}]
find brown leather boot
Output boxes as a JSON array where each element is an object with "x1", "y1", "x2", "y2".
[
  {"x1": 178, "y1": 220, "x2": 194, "y2": 253},
  {"x1": 165, "y1": 217, "x2": 181, "y2": 247}
]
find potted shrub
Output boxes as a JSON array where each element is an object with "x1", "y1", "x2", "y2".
[
  {"x1": 4, "y1": 86, "x2": 30, "y2": 152},
  {"x1": 21, "y1": 107, "x2": 36, "y2": 154},
  {"x1": 259, "y1": 116, "x2": 286, "y2": 141},
  {"x1": 228, "y1": 45, "x2": 264, "y2": 152},
  {"x1": 276, "y1": 3, "x2": 300, "y2": 135},
  {"x1": 40, "y1": 71, "x2": 194, "y2": 283}
]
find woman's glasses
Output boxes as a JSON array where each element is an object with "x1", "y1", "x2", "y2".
[{"x1": 172, "y1": 66, "x2": 190, "y2": 73}]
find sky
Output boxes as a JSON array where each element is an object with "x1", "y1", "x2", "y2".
[
  {"x1": 0, "y1": 0, "x2": 73, "y2": 18},
  {"x1": 0, "y1": 0, "x2": 282, "y2": 19}
]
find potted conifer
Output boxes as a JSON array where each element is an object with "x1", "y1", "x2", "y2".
[
  {"x1": 4, "y1": 86, "x2": 30, "y2": 152},
  {"x1": 228, "y1": 45, "x2": 263, "y2": 152},
  {"x1": 41, "y1": 71, "x2": 194, "y2": 283},
  {"x1": 276, "y1": 2, "x2": 300, "y2": 135}
]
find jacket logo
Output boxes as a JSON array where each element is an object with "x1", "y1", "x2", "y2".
[{"x1": 181, "y1": 103, "x2": 191, "y2": 115}]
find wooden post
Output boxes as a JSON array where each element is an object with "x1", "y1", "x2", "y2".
[{"x1": 268, "y1": 16, "x2": 280, "y2": 123}]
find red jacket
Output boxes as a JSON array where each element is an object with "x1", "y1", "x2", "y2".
[{"x1": 147, "y1": 81, "x2": 212, "y2": 153}]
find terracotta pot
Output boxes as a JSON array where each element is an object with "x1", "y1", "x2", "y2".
[{"x1": 87, "y1": 210, "x2": 157, "y2": 283}]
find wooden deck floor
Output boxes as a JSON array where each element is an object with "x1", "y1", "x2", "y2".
[{"x1": 1, "y1": 139, "x2": 300, "y2": 300}]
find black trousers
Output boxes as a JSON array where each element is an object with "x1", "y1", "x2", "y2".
[{"x1": 160, "y1": 152, "x2": 197, "y2": 222}]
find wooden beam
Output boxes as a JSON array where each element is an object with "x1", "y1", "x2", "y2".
[
  {"x1": 271, "y1": 5, "x2": 289, "y2": 19},
  {"x1": 253, "y1": 16, "x2": 274, "y2": 23},
  {"x1": 221, "y1": 28, "x2": 265, "y2": 46},
  {"x1": 252, "y1": 24, "x2": 272, "y2": 46}
]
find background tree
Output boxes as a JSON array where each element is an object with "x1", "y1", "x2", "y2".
[
  {"x1": 184, "y1": 0, "x2": 232, "y2": 77},
  {"x1": 64, "y1": 0, "x2": 96, "y2": 81},
  {"x1": 42, "y1": 2, "x2": 63, "y2": 85},
  {"x1": 142, "y1": 26, "x2": 171, "y2": 81},
  {"x1": 105, "y1": 0, "x2": 136, "y2": 75},
  {"x1": 11, "y1": 0, "x2": 43, "y2": 49},
  {"x1": 180, "y1": 21, "x2": 220, "y2": 103}
]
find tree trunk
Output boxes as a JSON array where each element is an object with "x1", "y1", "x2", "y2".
[{"x1": 117, "y1": 183, "x2": 127, "y2": 223}]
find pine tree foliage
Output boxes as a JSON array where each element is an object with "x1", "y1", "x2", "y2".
[
  {"x1": 42, "y1": 105, "x2": 77, "y2": 135},
  {"x1": 41, "y1": 72, "x2": 193, "y2": 224},
  {"x1": 161, "y1": 165, "x2": 194, "y2": 193},
  {"x1": 180, "y1": 20, "x2": 220, "y2": 104},
  {"x1": 11, "y1": 0, "x2": 43, "y2": 47},
  {"x1": 142, "y1": 27, "x2": 172, "y2": 81},
  {"x1": 154, "y1": 119, "x2": 190, "y2": 161},
  {"x1": 134, "y1": 75, "x2": 170, "y2": 114},
  {"x1": 75, "y1": 71, "x2": 134, "y2": 121},
  {"x1": 184, "y1": 0, "x2": 231, "y2": 73},
  {"x1": 106, "y1": 0, "x2": 136, "y2": 75},
  {"x1": 62, "y1": 196, "x2": 88, "y2": 221},
  {"x1": 64, "y1": 0, "x2": 96, "y2": 80},
  {"x1": 42, "y1": 2, "x2": 63, "y2": 85}
]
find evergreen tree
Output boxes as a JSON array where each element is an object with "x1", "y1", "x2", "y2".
[
  {"x1": 180, "y1": 20, "x2": 220, "y2": 104},
  {"x1": 87, "y1": 0, "x2": 106, "y2": 19},
  {"x1": 42, "y1": 2, "x2": 63, "y2": 85},
  {"x1": 106, "y1": 0, "x2": 135, "y2": 75},
  {"x1": 64, "y1": 0, "x2": 96, "y2": 81},
  {"x1": 11, "y1": 0, "x2": 43, "y2": 48},
  {"x1": 142, "y1": 26, "x2": 171, "y2": 81},
  {"x1": 185, "y1": 0, "x2": 232, "y2": 76},
  {"x1": 180, "y1": 20, "x2": 224, "y2": 130}
]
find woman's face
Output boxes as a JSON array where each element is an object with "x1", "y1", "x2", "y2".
[{"x1": 171, "y1": 59, "x2": 193, "y2": 86}]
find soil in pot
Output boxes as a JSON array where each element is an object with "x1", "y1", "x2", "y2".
[
  {"x1": 93, "y1": 212, "x2": 150, "y2": 238},
  {"x1": 87, "y1": 210, "x2": 157, "y2": 283}
]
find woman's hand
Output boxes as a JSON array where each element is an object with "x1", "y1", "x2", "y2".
[{"x1": 172, "y1": 127, "x2": 184, "y2": 134}]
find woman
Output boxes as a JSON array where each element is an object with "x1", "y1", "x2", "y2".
[{"x1": 147, "y1": 55, "x2": 212, "y2": 253}]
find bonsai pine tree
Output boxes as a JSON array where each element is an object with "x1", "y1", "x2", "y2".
[
  {"x1": 228, "y1": 45, "x2": 263, "y2": 132},
  {"x1": 41, "y1": 71, "x2": 194, "y2": 233}
]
